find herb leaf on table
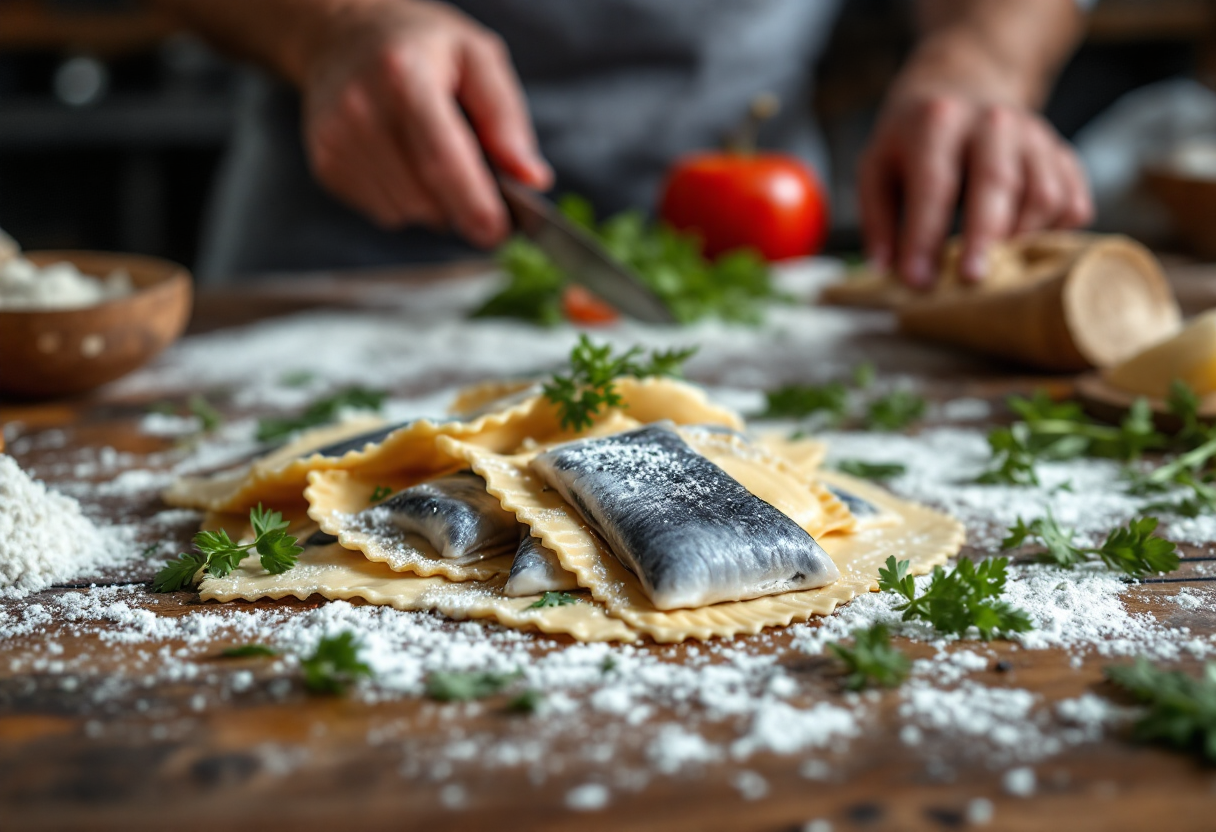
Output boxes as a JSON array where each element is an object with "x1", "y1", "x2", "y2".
[
  {"x1": 527, "y1": 591, "x2": 581, "y2": 609},
  {"x1": 878, "y1": 556, "x2": 1033, "y2": 640},
  {"x1": 222, "y1": 644, "x2": 279, "y2": 658},
  {"x1": 827, "y1": 624, "x2": 910, "y2": 690},
  {"x1": 863, "y1": 390, "x2": 927, "y2": 432},
  {"x1": 760, "y1": 381, "x2": 849, "y2": 423},
  {"x1": 256, "y1": 386, "x2": 387, "y2": 443},
  {"x1": 543, "y1": 336, "x2": 697, "y2": 431},
  {"x1": 1105, "y1": 658, "x2": 1216, "y2": 762},
  {"x1": 152, "y1": 503, "x2": 303, "y2": 592},
  {"x1": 835, "y1": 460, "x2": 907, "y2": 480},
  {"x1": 1003, "y1": 514, "x2": 1179, "y2": 578},
  {"x1": 425, "y1": 670, "x2": 523, "y2": 702},
  {"x1": 301, "y1": 632, "x2": 372, "y2": 695}
]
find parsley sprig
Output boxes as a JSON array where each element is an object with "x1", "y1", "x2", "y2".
[
  {"x1": 527, "y1": 591, "x2": 581, "y2": 609},
  {"x1": 302, "y1": 632, "x2": 373, "y2": 694},
  {"x1": 1002, "y1": 514, "x2": 1179, "y2": 578},
  {"x1": 835, "y1": 460, "x2": 907, "y2": 480},
  {"x1": 257, "y1": 386, "x2": 387, "y2": 443},
  {"x1": 474, "y1": 194, "x2": 782, "y2": 326},
  {"x1": 543, "y1": 336, "x2": 697, "y2": 431},
  {"x1": 1105, "y1": 658, "x2": 1216, "y2": 761},
  {"x1": 827, "y1": 624, "x2": 910, "y2": 690},
  {"x1": 758, "y1": 364, "x2": 926, "y2": 433},
  {"x1": 864, "y1": 390, "x2": 927, "y2": 432},
  {"x1": 425, "y1": 670, "x2": 524, "y2": 702},
  {"x1": 152, "y1": 503, "x2": 303, "y2": 592},
  {"x1": 878, "y1": 556, "x2": 1033, "y2": 640}
]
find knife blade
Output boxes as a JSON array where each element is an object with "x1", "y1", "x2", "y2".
[{"x1": 497, "y1": 176, "x2": 676, "y2": 324}]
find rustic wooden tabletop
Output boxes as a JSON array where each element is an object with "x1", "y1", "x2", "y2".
[{"x1": 3, "y1": 260, "x2": 1216, "y2": 832}]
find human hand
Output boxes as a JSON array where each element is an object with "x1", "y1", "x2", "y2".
[
  {"x1": 858, "y1": 92, "x2": 1092, "y2": 288},
  {"x1": 300, "y1": 0, "x2": 551, "y2": 247}
]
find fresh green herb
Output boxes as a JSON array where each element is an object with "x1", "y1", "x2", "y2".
[
  {"x1": 188, "y1": 394, "x2": 223, "y2": 433},
  {"x1": 507, "y1": 689, "x2": 545, "y2": 714},
  {"x1": 878, "y1": 556, "x2": 1033, "y2": 640},
  {"x1": 425, "y1": 670, "x2": 522, "y2": 702},
  {"x1": 1002, "y1": 514, "x2": 1179, "y2": 578},
  {"x1": 139, "y1": 543, "x2": 159, "y2": 559},
  {"x1": 853, "y1": 362, "x2": 876, "y2": 389},
  {"x1": 369, "y1": 485, "x2": 393, "y2": 503},
  {"x1": 1166, "y1": 379, "x2": 1211, "y2": 449},
  {"x1": 475, "y1": 194, "x2": 782, "y2": 326},
  {"x1": 976, "y1": 423, "x2": 1040, "y2": 485},
  {"x1": 527, "y1": 591, "x2": 581, "y2": 609},
  {"x1": 1105, "y1": 658, "x2": 1216, "y2": 761},
  {"x1": 542, "y1": 336, "x2": 697, "y2": 431},
  {"x1": 760, "y1": 382, "x2": 848, "y2": 423},
  {"x1": 280, "y1": 369, "x2": 317, "y2": 388},
  {"x1": 835, "y1": 460, "x2": 907, "y2": 480},
  {"x1": 301, "y1": 632, "x2": 372, "y2": 694},
  {"x1": 152, "y1": 504, "x2": 302, "y2": 592},
  {"x1": 221, "y1": 644, "x2": 279, "y2": 658},
  {"x1": 827, "y1": 624, "x2": 910, "y2": 690},
  {"x1": 601, "y1": 656, "x2": 618, "y2": 674},
  {"x1": 864, "y1": 390, "x2": 926, "y2": 432},
  {"x1": 1142, "y1": 470, "x2": 1216, "y2": 517},
  {"x1": 256, "y1": 386, "x2": 387, "y2": 443}
]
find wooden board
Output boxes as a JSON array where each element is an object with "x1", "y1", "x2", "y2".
[{"x1": 3, "y1": 262, "x2": 1216, "y2": 832}]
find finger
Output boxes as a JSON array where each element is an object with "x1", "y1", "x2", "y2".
[
  {"x1": 897, "y1": 97, "x2": 971, "y2": 288},
  {"x1": 340, "y1": 85, "x2": 445, "y2": 228},
  {"x1": 1053, "y1": 142, "x2": 1094, "y2": 229},
  {"x1": 857, "y1": 145, "x2": 897, "y2": 273},
  {"x1": 960, "y1": 107, "x2": 1022, "y2": 282},
  {"x1": 1013, "y1": 125, "x2": 1067, "y2": 235},
  {"x1": 383, "y1": 49, "x2": 510, "y2": 248},
  {"x1": 458, "y1": 33, "x2": 553, "y2": 189}
]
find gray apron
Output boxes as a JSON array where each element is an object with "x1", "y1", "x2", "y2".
[{"x1": 199, "y1": 0, "x2": 842, "y2": 281}]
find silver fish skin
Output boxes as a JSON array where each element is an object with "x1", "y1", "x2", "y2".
[
  {"x1": 530, "y1": 424, "x2": 840, "y2": 610},
  {"x1": 503, "y1": 533, "x2": 580, "y2": 597},
  {"x1": 365, "y1": 470, "x2": 518, "y2": 560},
  {"x1": 825, "y1": 484, "x2": 880, "y2": 518}
]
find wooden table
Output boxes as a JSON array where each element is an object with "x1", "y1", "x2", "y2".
[{"x1": 3, "y1": 262, "x2": 1216, "y2": 832}]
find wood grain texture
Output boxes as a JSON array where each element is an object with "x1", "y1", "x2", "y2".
[{"x1": 3, "y1": 262, "x2": 1216, "y2": 832}]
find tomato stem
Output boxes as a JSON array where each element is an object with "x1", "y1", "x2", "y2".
[{"x1": 726, "y1": 92, "x2": 780, "y2": 155}]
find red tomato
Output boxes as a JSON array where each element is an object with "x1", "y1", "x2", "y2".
[
  {"x1": 659, "y1": 152, "x2": 828, "y2": 261},
  {"x1": 561, "y1": 285, "x2": 619, "y2": 326}
]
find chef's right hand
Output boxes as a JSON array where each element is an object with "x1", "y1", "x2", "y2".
[{"x1": 300, "y1": 0, "x2": 552, "y2": 247}]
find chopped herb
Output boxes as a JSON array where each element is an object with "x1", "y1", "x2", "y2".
[
  {"x1": 760, "y1": 381, "x2": 848, "y2": 423},
  {"x1": 542, "y1": 336, "x2": 697, "y2": 431},
  {"x1": 139, "y1": 543, "x2": 159, "y2": 559},
  {"x1": 507, "y1": 689, "x2": 545, "y2": 714},
  {"x1": 835, "y1": 460, "x2": 907, "y2": 480},
  {"x1": 1105, "y1": 658, "x2": 1216, "y2": 762},
  {"x1": 863, "y1": 390, "x2": 926, "y2": 432},
  {"x1": 425, "y1": 670, "x2": 522, "y2": 702},
  {"x1": 256, "y1": 386, "x2": 387, "y2": 443},
  {"x1": 475, "y1": 194, "x2": 782, "y2": 326},
  {"x1": 827, "y1": 624, "x2": 910, "y2": 690},
  {"x1": 369, "y1": 485, "x2": 393, "y2": 503},
  {"x1": 188, "y1": 394, "x2": 223, "y2": 433},
  {"x1": 280, "y1": 369, "x2": 317, "y2": 387},
  {"x1": 221, "y1": 644, "x2": 279, "y2": 658},
  {"x1": 601, "y1": 656, "x2": 618, "y2": 674},
  {"x1": 152, "y1": 503, "x2": 302, "y2": 592},
  {"x1": 1003, "y1": 514, "x2": 1179, "y2": 578},
  {"x1": 878, "y1": 556, "x2": 1033, "y2": 640},
  {"x1": 301, "y1": 632, "x2": 372, "y2": 694},
  {"x1": 527, "y1": 591, "x2": 581, "y2": 609}
]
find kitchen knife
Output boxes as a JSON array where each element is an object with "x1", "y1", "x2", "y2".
[{"x1": 497, "y1": 176, "x2": 676, "y2": 324}]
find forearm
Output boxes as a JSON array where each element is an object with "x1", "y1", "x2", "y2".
[
  {"x1": 150, "y1": 0, "x2": 378, "y2": 85},
  {"x1": 900, "y1": 0, "x2": 1086, "y2": 109}
]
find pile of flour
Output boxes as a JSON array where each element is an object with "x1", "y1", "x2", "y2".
[{"x1": 0, "y1": 454, "x2": 132, "y2": 594}]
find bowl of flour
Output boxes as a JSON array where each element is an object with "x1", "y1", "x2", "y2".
[{"x1": 0, "y1": 247, "x2": 192, "y2": 399}]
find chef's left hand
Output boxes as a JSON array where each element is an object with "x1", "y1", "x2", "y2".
[{"x1": 859, "y1": 91, "x2": 1092, "y2": 289}]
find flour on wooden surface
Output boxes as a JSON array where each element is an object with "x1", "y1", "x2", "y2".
[{"x1": 0, "y1": 455, "x2": 137, "y2": 594}]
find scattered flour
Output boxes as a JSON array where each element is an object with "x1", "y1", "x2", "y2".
[{"x1": 0, "y1": 455, "x2": 136, "y2": 594}]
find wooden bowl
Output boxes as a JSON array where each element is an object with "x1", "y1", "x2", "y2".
[{"x1": 0, "y1": 251, "x2": 192, "y2": 399}]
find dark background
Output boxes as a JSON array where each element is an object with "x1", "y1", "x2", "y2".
[{"x1": 0, "y1": 0, "x2": 1211, "y2": 271}]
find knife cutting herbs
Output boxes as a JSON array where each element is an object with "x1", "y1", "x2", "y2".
[{"x1": 474, "y1": 193, "x2": 782, "y2": 326}]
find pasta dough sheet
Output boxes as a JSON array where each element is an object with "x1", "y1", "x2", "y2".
[
  {"x1": 754, "y1": 433, "x2": 827, "y2": 477},
  {"x1": 442, "y1": 439, "x2": 964, "y2": 642},
  {"x1": 165, "y1": 377, "x2": 743, "y2": 515},
  {"x1": 198, "y1": 519, "x2": 638, "y2": 643}
]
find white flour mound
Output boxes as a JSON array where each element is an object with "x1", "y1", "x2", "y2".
[{"x1": 0, "y1": 454, "x2": 130, "y2": 594}]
